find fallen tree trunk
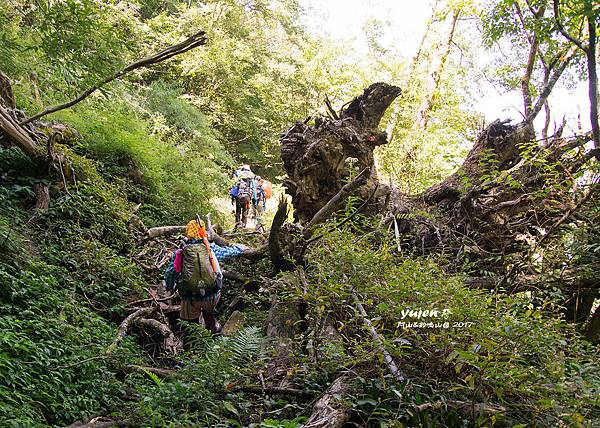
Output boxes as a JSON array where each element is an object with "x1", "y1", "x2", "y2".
[
  {"x1": 135, "y1": 317, "x2": 181, "y2": 355},
  {"x1": 107, "y1": 307, "x2": 156, "y2": 354},
  {"x1": 279, "y1": 82, "x2": 597, "y2": 275},
  {"x1": 0, "y1": 103, "x2": 39, "y2": 158},
  {"x1": 281, "y1": 83, "x2": 400, "y2": 224},
  {"x1": 145, "y1": 221, "x2": 267, "y2": 260},
  {"x1": 145, "y1": 225, "x2": 186, "y2": 239}
]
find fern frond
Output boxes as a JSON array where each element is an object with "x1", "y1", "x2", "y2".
[{"x1": 221, "y1": 326, "x2": 265, "y2": 365}]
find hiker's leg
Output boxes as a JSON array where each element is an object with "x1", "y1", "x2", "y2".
[
  {"x1": 200, "y1": 291, "x2": 222, "y2": 334},
  {"x1": 255, "y1": 202, "x2": 264, "y2": 230},
  {"x1": 241, "y1": 198, "x2": 249, "y2": 227},
  {"x1": 235, "y1": 199, "x2": 242, "y2": 227},
  {"x1": 179, "y1": 299, "x2": 201, "y2": 349},
  {"x1": 202, "y1": 310, "x2": 222, "y2": 334}
]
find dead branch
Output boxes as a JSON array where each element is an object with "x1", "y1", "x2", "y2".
[
  {"x1": 205, "y1": 212, "x2": 230, "y2": 246},
  {"x1": 414, "y1": 399, "x2": 506, "y2": 416},
  {"x1": 304, "y1": 167, "x2": 371, "y2": 235},
  {"x1": 536, "y1": 184, "x2": 597, "y2": 248},
  {"x1": 232, "y1": 385, "x2": 313, "y2": 397},
  {"x1": 324, "y1": 95, "x2": 340, "y2": 120},
  {"x1": 125, "y1": 365, "x2": 175, "y2": 378},
  {"x1": 144, "y1": 221, "x2": 266, "y2": 261},
  {"x1": 22, "y1": 31, "x2": 207, "y2": 125},
  {"x1": 268, "y1": 197, "x2": 291, "y2": 271},
  {"x1": 135, "y1": 318, "x2": 181, "y2": 355},
  {"x1": 524, "y1": 44, "x2": 578, "y2": 124},
  {"x1": 352, "y1": 292, "x2": 406, "y2": 383},
  {"x1": 126, "y1": 292, "x2": 177, "y2": 307},
  {"x1": 305, "y1": 183, "x2": 379, "y2": 246},
  {"x1": 222, "y1": 269, "x2": 248, "y2": 283},
  {"x1": 107, "y1": 307, "x2": 156, "y2": 354},
  {"x1": 65, "y1": 416, "x2": 125, "y2": 428},
  {"x1": 145, "y1": 225, "x2": 186, "y2": 239},
  {"x1": 0, "y1": 104, "x2": 39, "y2": 158},
  {"x1": 51, "y1": 355, "x2": 112, "y2": 371}
]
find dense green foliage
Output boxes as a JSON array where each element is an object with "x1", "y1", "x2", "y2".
[
  {"x1": 0, "y1": 147, "x2": 139, "y2": 425},
  {"x1": 284, "y1": 227, "x2": 600, "y2": 425},
  {"x1": 0, "y1": 147, "x2": 273, "y2": 427},
  {"x1": 0, "y1": 0, "x2": 598, "y2": 427}
]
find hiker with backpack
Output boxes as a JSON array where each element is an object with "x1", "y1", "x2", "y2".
[
  {"x1": 230, "y1": 165, "x2": 256, "y2": 229},
  {"x1": 233, "y1": 164, "x2": 254, "y2": 180},
  {"x1": 163, "y1": 217, "x2": 247, "y2": 334}
]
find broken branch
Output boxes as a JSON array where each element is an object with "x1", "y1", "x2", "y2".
[
  {"x1": 352, "y1": 292, "x2": 406, "y2": 383},
  {"x1": 107, "y1": 307, "x2": 156, "y2": 354},
  {"x1": 145, "y1": 225, "x2": 186, "y2": 239},
  {"x1": 22, "y1": 31, "x2": 207, "y2": 125},
  {"x1": 304, "y1": 167, "x2": 370, "y2": 235}
]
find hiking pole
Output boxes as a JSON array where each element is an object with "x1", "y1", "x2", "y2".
[{"x1": 197, "y1": 214, "x2": 223, "y2": 289}]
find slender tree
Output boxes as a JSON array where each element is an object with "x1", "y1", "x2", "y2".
[{"x1": 553, "y1": 0, "x2": 599, "y2": 151}]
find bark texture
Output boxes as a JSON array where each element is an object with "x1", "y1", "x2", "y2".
[
  {"x1": 415, "y1": 8, "x2": 460, "y2": 130},
  {"x1": 585, "y1": 306, "x2": 600, "y2": 344},
  {"x1": 281, "y1": 82, "x2": 401, "y2": 224},
  {"x1": 279, "y1": 83, "x2": 596, "y2": 271},
  {"x1": 302, "y1": 375, "x2": 353, "y2": 428},
  {"x1": 0, "y1": 71, "x2": 16, "y2": 109}
]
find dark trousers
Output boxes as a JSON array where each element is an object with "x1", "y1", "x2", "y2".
[{"x1": 235, "y1": 195, "x2": 250, "y2": 227}]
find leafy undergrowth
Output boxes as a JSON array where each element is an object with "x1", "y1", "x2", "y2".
[
  {"x1": 1, "y1": 138, "x2": 599, "y2": 427},
  {"x1": 52, "y1": 82, "x2": 233, "y2": 227},
  {"x1": 0, "y1": 145, "x2": 264, "y2": 427},
  {"x1": 271, "y1": 227, "x2": 600, "y2": 427}
]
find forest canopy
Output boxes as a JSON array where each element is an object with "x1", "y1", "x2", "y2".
[{"x1": 0, "y1": 0, "x2": 598, "y2": 427}]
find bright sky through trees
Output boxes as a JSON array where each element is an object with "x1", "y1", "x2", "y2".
[{"x1": 300, "y1": 0, "x2": 590, "y2": 137}]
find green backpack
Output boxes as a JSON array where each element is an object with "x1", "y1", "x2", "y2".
[{"x1": 177, "y1": 243, "x2": 222, "y2": 298}]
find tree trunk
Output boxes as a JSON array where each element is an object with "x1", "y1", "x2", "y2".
[
  {"x1": 33, "y1": 183, "x2": 50, "y2": 211},
  {"x1": 521, "y1": 33, "x2": 539, "y2": 117},
  {"x1": 562, "y1": 285, "x2": 596, "y2": 323},
  {"x1": 0, "y1": 71, "x2": 16, "y2": 109},
  {"x1": 585, "y1": 306, "x2": 600, "y2": 344},
  {"x1": 0, "y1": 104, "x2": 40, "y2": 158},
  {"x1": 414, "y1": 8, "x2": 460, "y2": 130},
  {"x1": 586, "y1": 15, "x2": 599, "y2": 150},
  {"x1": 281, "y1": 82, "x2": 401, "y2": 224},
  {"x1": 408, "y1": 0, "x2": 439, "y2": 76}
]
